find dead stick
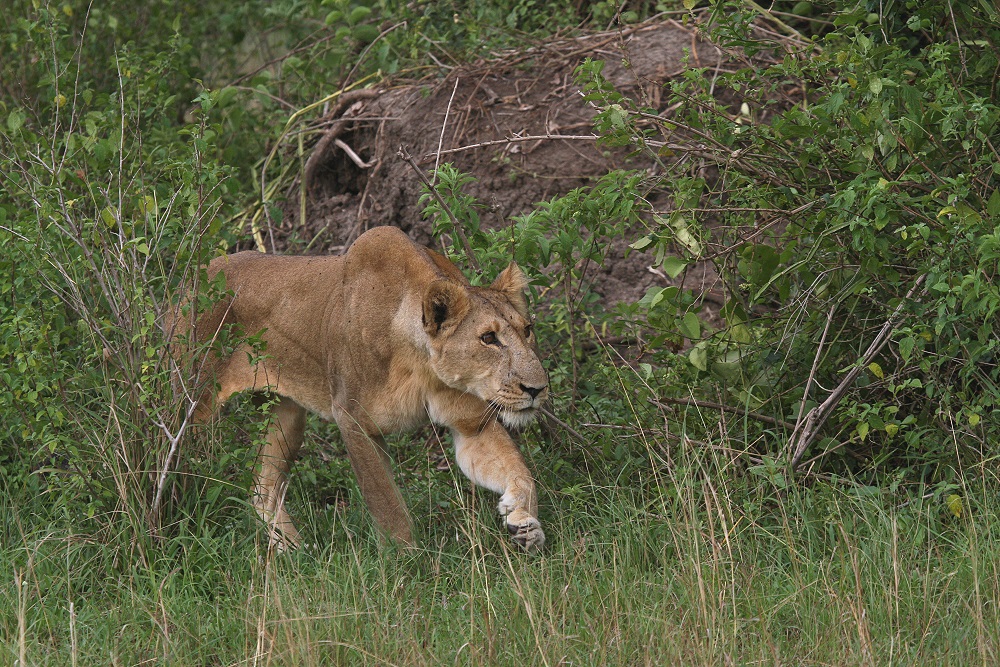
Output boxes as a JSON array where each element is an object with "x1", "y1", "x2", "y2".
[
  {"x1": 541, "y1": 407, "x2": 587, "y2": 443},
  {"x1": 433, "y1": 78, "x2": 460, "y2": 182},
  {"x1": 333, "y1": 138, "x2": 375, "y2": 169},
  {"x1": 653, "y1": 397, "x2": 795, "y2": 431},
  {"x1": 398, "y1": 144, "x2": 481, "y2": 273},
  {"x1": 303, "y1": 88, "x2": 380, "y2": 192},
  {"x1": 788, "y1": 274, "x2": 926, "y2": 470}
]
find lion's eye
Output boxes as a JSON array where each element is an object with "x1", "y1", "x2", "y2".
[{"x1": 480, "y1": 331, "x2": 499, "y2": 346}]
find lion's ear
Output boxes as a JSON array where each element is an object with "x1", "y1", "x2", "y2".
[
  {"x1": 491, "y1": 262, "x2": 529, "y2": 318},
  {"x1": 422, "y1": 280, "x2": 470, "y2": 336}
]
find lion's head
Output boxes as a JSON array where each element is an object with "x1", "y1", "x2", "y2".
[{"x1": 422, "y1": 263, "x2": 548, "y2": 428}]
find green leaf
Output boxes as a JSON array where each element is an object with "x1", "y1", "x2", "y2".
[
  {"x1": 629, "y1": 236, "x2": 654, "y2": 251},
  {"x1": 710, "y1": 361, "x2": 741, "y2": 381},
  {"x1": 101, "y1": 207, "x2": 117, "y2": 228},
  {"x1": 946, "y1": 494, "x2": 962, "y2": 518},
  {"x1": 639, "y1": 286, "x2": 663, "y2": 308},
  {"x1": 662, "y1": 255, "x2": 687, "y2": 278},
  {"x1": 638, "y1": 285, "x2": 678, "y2": 310},
  {"x1": 689, "y1": 344, "x2": 708, "y2": 371},
  {"x1": 349, "y1": 6, "x2": 372, "y2": 23},
  {"x1": 216, "y1": 86, "x2": 238, "y2": 108},
  {"x1": 987, "y1": 189, "x2": 1000, "y2": 218},
  {"x1": 665, "y1": 212, "x2": 702, "y2": 257},
  {"x1": 352, "y1": 24, "x2": 380, "y2": 43},
  {"x1": 856, "y1": 421, "x2": 869, "y2": 441},
  {"x1": 729, "y1": 323, "x2": 752, "y2": 344},
  {"x1": 678, "y1": 312, "x2": 701, "y2": 340},
  {"x1": 898, "y1": 337, "x2": 915, "y2": 362},
  {"x1": 7, "y1": 109, "x2": 25, "y2": 133}
]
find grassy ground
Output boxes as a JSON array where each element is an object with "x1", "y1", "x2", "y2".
[{"x1": 4, "y1": 431, "x2": 997, "y2": 666}]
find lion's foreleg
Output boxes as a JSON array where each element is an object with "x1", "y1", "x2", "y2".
[
  {"x1": 453, "y1": 424, "x2": 545, "y2": 551},
  {"x1": 255, "y1": 396, "x2": 306, "y2": 550},
  {"x1": 338, "y1": 419, "x2": 415, "y2": 547}
]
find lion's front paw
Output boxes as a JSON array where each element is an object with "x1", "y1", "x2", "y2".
[{"x1": 504, "y1": 510, "x2": 545, "y2": 551}]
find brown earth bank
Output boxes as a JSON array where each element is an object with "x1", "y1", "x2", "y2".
[{"x1": 257, "y1": 18, "x2": 791, "y2": 311}]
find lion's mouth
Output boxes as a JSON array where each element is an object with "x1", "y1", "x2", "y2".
[{"x1": 498, "y1": 404, "x2": 540, "y2": 430}]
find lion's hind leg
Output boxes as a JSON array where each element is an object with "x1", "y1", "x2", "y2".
[{"x1": 254, "y1": 396, "x2": 307, "y2": 551}]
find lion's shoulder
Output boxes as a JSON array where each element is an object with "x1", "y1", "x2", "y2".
[{"x1": 345, "y1": 226, "x2": 468, "y2": 288}]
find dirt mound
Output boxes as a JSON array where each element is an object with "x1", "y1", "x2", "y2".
[{"x1": 271, "y1": 20, "x2": 745, "y2": 307}]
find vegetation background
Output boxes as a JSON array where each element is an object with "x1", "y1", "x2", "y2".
[{"x1": 1, "y1": 0, "x2": 998, "y2": 664}]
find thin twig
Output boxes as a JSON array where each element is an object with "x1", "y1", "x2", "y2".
[
  {"x1": 698, "y1": 200, "x2": 819, "y2": 261},
  {"x1": 423, "y1": 133, "x2": 600, "y2": 160},
  {"x1": 397, "y1": 144, "x2": 481, "y2": 273},
  {"x1": 790, "y1": 301, "x2": 837, "y2": 453},
  {"x1": 343, "y1": 20, "x2": 408, "y2": 85},
  {"x1": 540, "y1": 407, "x2": 587, "y2": 442},
  {"x1": 433, "y1": 77, "x2": 460, "y2": 184},
  {"x1": 653, "y1": 397, "x2": 795, "y2": 431}
]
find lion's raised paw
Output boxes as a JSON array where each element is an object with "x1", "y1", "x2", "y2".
[{"x1": 505, "y1": 514, "x2": 545, "y2": 551}]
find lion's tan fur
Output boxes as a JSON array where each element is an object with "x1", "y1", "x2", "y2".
[{"x1": 176, "y1": 226, "x2": 548, "y2": 550}]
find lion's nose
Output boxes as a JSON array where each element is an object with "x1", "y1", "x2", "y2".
[{"x1": 520, "y1": 383, "x2": 545, "y2": 399}]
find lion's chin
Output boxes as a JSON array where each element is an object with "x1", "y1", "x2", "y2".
[{"x1": 499, "y1": 407, "x2": 539, "y2": 430}]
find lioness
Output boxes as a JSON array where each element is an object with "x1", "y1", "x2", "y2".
[{"x1": 178, "y1": 226, "x2": 547, "y2": 551}]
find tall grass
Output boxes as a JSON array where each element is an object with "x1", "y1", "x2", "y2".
[{"x1": 4, "y1": 424, "x2": 997, "y2": 666}]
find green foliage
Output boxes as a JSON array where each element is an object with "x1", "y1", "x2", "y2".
[
  {"x1": 421, "y1": 162, "x2": 646, "y2": 279},
  {"x1": 576, "y1": 0, "x2": 1000, "y2": 478},
  {"x1": 397, "y1": 0, "x2": 581, "y2": 53}
]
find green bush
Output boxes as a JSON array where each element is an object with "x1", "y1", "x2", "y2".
[{"x1": 0, "y1": 2, "x2": 245, "y2": 542}]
